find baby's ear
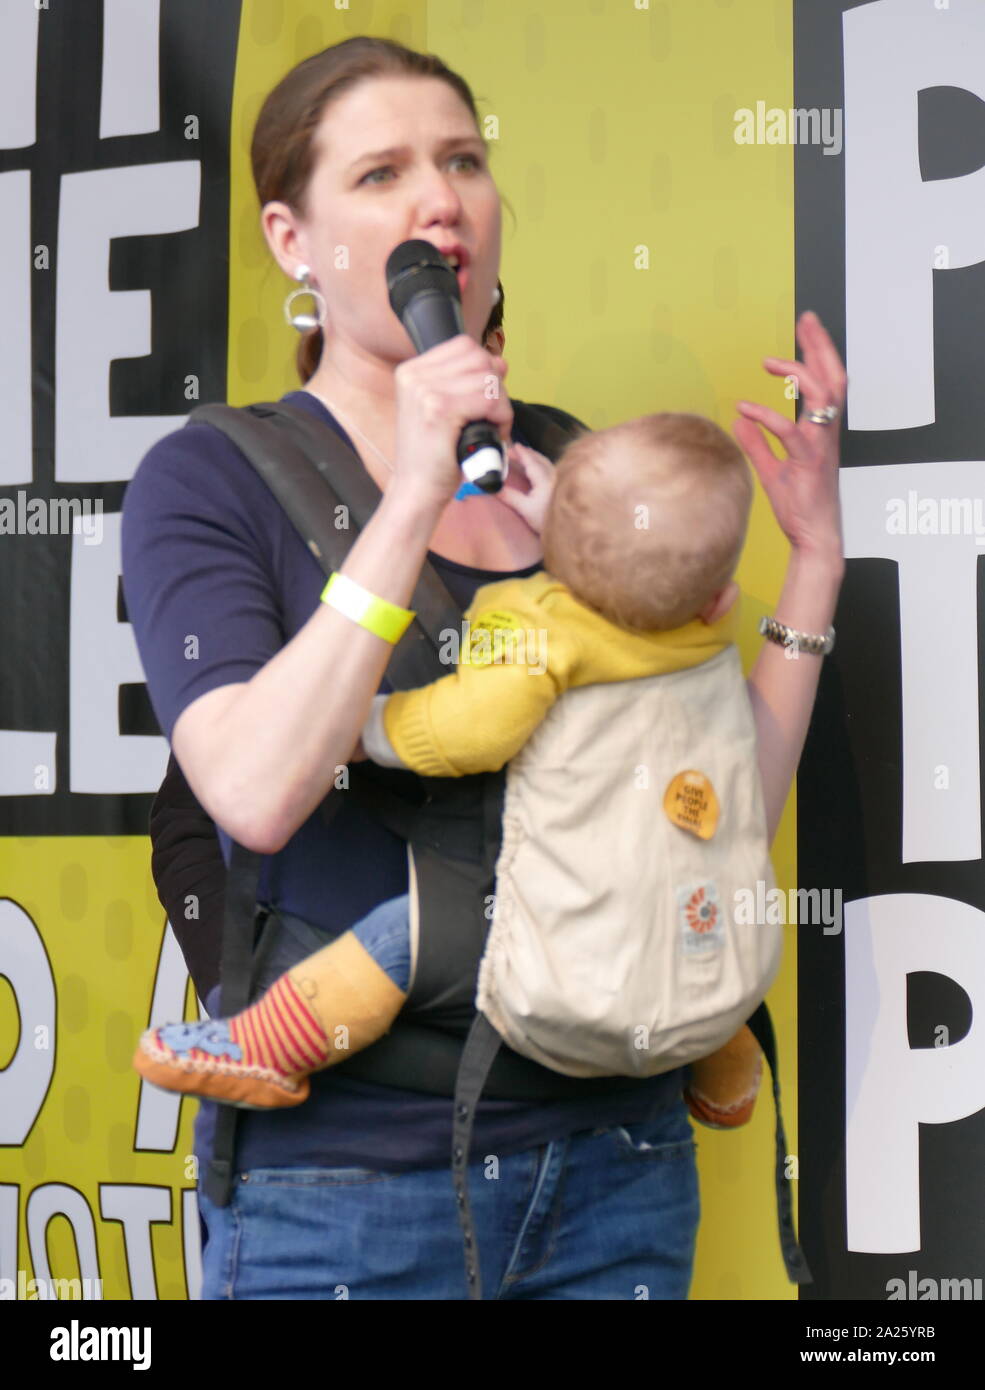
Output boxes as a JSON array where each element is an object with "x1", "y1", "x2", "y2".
[{"x1": 698, "y1": 580, "x2": 739, "y2": 625}]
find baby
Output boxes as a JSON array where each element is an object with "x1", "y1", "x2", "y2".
[{"x1": 134, "y1": 410, "x2": 765, "y2": 1128}]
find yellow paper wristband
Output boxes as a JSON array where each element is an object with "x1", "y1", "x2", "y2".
[{"x1": 320, "y1": 571, "x2": 415, "y2": 645}]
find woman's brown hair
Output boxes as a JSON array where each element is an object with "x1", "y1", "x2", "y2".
[{"x1": 251, "y1": 37, "x2": 485, "y2": 384}]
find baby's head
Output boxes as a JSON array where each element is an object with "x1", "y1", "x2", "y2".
[{"x1": 542, "y1": 412, "x2": 753, "y2": 632}]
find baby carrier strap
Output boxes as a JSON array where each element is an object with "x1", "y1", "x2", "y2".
[
  {"x1": 746, "y1": 1001, "x2": 812, "y2": 1283},
  {"x1": 201, "y1": 399, "x2": 462, "y2": 689}
]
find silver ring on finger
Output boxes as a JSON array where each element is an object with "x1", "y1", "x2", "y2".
[{"x1": 804, "y1": 403, "x2": 840, "y2": 426}]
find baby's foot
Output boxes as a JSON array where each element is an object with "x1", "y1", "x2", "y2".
[
  {"x1": 133, "y1": 1017, "x2": 310, "y2": 1109},
  {"x1": 685, "y1": 1027, "x2": 763, "y2": 1130},
  {"x1": 684, "y1": 1081, "x2": 759, "y2": 1129},
  {"x1": 684, "y1": 1050, "x2": 763, "y2": 1130}
]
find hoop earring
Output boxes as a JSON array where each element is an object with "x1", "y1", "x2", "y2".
[{"x1": 284, "y1": 264, "x2": 326, "y2": 332}]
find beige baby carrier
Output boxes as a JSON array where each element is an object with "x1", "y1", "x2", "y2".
[{"x1": 477, "y1": 643, "x2": 782, "y2": 1077}]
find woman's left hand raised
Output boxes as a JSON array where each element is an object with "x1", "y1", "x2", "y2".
[{"x1": 733, "y1": 310, "x2": 846, "y2": 567}]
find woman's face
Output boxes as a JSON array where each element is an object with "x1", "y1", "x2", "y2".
[{"x1": 276, "y1": 75, "x2": 502, "y2": 363}]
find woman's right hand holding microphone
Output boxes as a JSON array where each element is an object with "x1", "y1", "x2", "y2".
[{"x1": 391, "y1": 333, "x2": 513, "y2": 508}]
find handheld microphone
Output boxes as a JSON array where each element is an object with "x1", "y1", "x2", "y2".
[{"x1": 385, "y1": 239, "x2": 507, "y2": 497}]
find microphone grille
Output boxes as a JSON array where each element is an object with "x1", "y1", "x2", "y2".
[{"x1": 386, "y1": 239, "x2": 460, "y2": 319}]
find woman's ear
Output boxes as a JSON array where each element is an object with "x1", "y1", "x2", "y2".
[
  {"x1": 260, "y1": 200, "x2": 308, "y2": 280},
  {"x1": 697, "y1": 580, "x2": 739, "y2": 626},
  {"x1": 484, "y1": 326, "x2": 506, "y2": 356}
]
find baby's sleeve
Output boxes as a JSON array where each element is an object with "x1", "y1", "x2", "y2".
[{"x1": 380, "y1": 582, "x2": 579, "y2": 777}]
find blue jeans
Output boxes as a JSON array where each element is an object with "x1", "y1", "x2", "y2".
[
  {"x1": 196, "y1": 1098, "x2": 699, "y2": 1299},
  {"x1": 349, "y1": 892, "x2": 412, "y2": 992}
]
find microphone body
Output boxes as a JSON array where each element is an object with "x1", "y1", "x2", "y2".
[{"x1": 386, "y1": 240, "x2": 507, "y2": 495}]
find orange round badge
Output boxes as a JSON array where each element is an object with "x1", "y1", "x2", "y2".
[{"x1": 663, "y1": 770, "x2": 720, "y2": 840}]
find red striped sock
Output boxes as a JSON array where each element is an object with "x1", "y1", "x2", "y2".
[{"x1": 227, "y1": 975, "x2": 330, "y2": 1079}]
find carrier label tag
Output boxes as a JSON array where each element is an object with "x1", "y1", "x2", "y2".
[
  {"x1": 664, "y1": 769, "x2": 719, "y2": 839},
  {"x1": 677, "y1": 880, "x2": 723, "y2": 952}
]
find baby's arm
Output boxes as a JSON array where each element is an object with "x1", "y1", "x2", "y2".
[{"x1": 360, "y1": 593, "x2": 580, "y2": 777}]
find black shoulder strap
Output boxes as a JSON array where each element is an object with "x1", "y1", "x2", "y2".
[
  {"x1": 189, "y1": 401, "x2": 462, "y2": 690},
  {"x1": 511, "y1": 399, "x2": 586, "y2": 459}
]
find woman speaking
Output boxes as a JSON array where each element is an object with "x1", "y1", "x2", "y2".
[{"x1": 121, "y1": 36, "x2": 846, "y2": 1299}]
